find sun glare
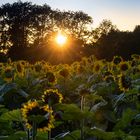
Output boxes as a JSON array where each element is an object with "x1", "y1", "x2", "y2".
[{"x1": 56, "y1": 33, "x2": 67, "y2": 46}]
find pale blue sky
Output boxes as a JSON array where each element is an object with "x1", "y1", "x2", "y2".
[{"x1": 0, "y1": 0, "x2": 140, "y2": 31}]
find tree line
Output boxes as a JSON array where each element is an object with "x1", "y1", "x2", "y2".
[{"x1": 0, "y1": 1, "x2": 140, "y2": 63}]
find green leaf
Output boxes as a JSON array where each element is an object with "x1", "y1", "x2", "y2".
[
  {"x1": 90, "y1": 100, "x2": 107, "y2": 112},
  {"x1": 0, "y1": 120, "x2": 13, "y2": 135},
  {"x1": 85, "y1": 127, "x2": 116, "y2": 140},
  {"x1": 0, "y1": 83, "x2": 28, "y2": 99},
  {"x1": 0, "y1": 109, "x2": 22, "y2": 122},
  {"x1": 0, "y1": 105, "x2": 8, "y2": 115},
  {"x1": 113, "y1": 93, "x2": 125, "y2": 107},
  {"x1": 56, "y1": 104, "x2": 83, "y2": 120},
  {"x1": 114, "y1": 108, "x2": 137, "y2": 130},
  {"x1": 124, "y1": 135, "x2": 137, "y2": 140},
  {"x1": 103, "y1": 110, "x2": 117, "y2": 123},
  {"x1": 0, "y1": 131, "x2": 26, "y2": 140},
  {"x1": 17, "y1": 89, "x2": 29, "y2": 98},
  {"x1": 0, "y1": 83, "x2": 17, "y2": 97},
  {"x1": 36, "y1": 131, "x2": 48, "y2": 140},
  {"x1": 54, "y1": 131, "x2": 70, "y2": 139},
  {"x1": 56, "y1": 130, "x2": 80, "y2": 140},
  {"x1": 130, "y1": 128, "x2": 140, "y2": 136},
  {"x1": 85, "y1": 128, "x2": 136, "y2": 140}
]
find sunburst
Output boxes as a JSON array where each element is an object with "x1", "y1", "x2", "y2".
[{"x1": 56, "y1": 32, "x2": 67, "y2": 46}]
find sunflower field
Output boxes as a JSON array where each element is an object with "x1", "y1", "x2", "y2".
[{"x1": 0, "y1": 54, "x2": 140, "y2": 140}]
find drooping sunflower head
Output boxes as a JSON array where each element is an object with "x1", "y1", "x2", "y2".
[
  {"x1": 119, "y1": 62, "x2": 129, "y2": 72},
  {"x1": 131, "y1": 54, "x2": 140, "y2": 60},
  {"x1": 42, "y1": 89, "x2": 63, "y2": 105},
  {"x1": 89, "y1": 55, "x2": 96, "y2": 63},
  {"x1": 20, "y1": 60, "x2": 27, "y2": 66},
  {"x1": 45, "y1": 72, "x2": 56, "y2": 83},
  {"x1": 93, "y1": 61, "x2": 102, "y2": 73},
  {"x1": 104, "y1": 75, "x2": 115, "y2": 83},
  {"x1": 118, "y1": 74, "x2": 131, "y2": 92},
  {"x1": 4, "y1": 66, "x2": 14, "y2": 82},
  {"x1": 0, "y1": 63, "x2": 3, "y2": 68},
  {"x1": 59, "y1": 68, "x2": 69, "y2": 78},
  {"x1": 21, "y1": 101, "x2": 54, "y2": 131},
  {"x1": 34, "y1": 62, "x2": 42, "y2": 73},
  {"x1": 77, "y1": 64, "x2": 85, "y2": 74},
  {"x1": 113, "y1": 56, "x2": 123, "y2": 65},
  {"x1": 15, "y1": 62, "x2": 24, "y2": 76},
  {"x1": 81, "y1": 57, "x2": 88, "y2": 66},
  {"x1": 103, "y1": 71, "x2": 112, "y2": 77}
]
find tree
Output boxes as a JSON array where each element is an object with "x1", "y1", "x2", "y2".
[
  {"x1": 51, "y1": 10, "x2": 93, "y2": 43},
  {"x1": 91, "y1": 20, "x2": 117, "y2": 42},
  {"x1": 0, "y1": 2, "x2": 53, "y2": 60},
  {"x1": 0, "y1": 2, "x2": 94, "y2": 63},
  {"x1": 92, "y1": 24, "x2": 140, "y2": 61}
]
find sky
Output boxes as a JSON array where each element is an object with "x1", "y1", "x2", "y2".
[{"x1": 0, "y1": 0, "x2": 140, "y2": 31}]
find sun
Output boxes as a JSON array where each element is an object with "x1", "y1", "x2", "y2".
[{"x1": 56, "y1": 33, "x2": 67, "y2": 46}]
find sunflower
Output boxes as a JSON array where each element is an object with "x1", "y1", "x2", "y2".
[
  {"x1": 113, "y1": 56, "x2": 123, "y2": 65},
  {"x1": 17, "y1": 63, "x2": 22, "y2": 73},
  {"x1": 59, "y1": 68, "x2": 69, "y2": 78},
  {"x1": 42, "y1": 89, "x2": 63, "y2": 105},
  {"x1": 0, "y1": 63, "x2": 3, "y2": 68},
  {"x1": 93, "y1": 61, "x2": 102, "y2": 73},
  {"x1": 77, "y1": 64, "x2": 85, "y2": 74},
  {"x1": 15, "y1": 62, "x2": 25, "y2": 77},
  {"x1": 21, "y1": 101, "x2": 54, "y2": 131},
  {"x1": 20, "y1": 60, "x2": 26, "y2": 66},
  {"x1": 103, "y1": 71, "x2": 112, "y2": 77},
  {"x1": 104, "y1": 75, "x2": 115, "y2": 83},
  {"x1": 131, "y1": 54, "x2": 140, "y2": 60},
  {"x1": 4, "y1": 66, "x2": 14, "y2": 82},
  {"x1": 118, "y1": 74, "x2": 131, "y2": 92},
  {"x1": 45, "y1": 72, "x2": 56, "y2": 83},
  {"x1": 81, "y1": 57, "x2": 88, "y2": 66},
  {"x1": 34, "y1": 63, "x2": 42, "y2": 73},
  {"x1": 119, "y1": 62, "x2": 129, "y2": 72}
]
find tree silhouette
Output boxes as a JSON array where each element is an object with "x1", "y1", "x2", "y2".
[
  {"x1": 0, "y1": 2, "x2": 140, "y2": 63},
  {"x1": 0, "y1": 2, "x2": 93, "y2": 63},
  {"x1": 93, "y1": 23, "x2": 140, "y2": 60}
]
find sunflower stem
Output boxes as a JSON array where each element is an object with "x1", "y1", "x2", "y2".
[
  {"x1": 32, "y1": 122, "x2": 37, "y2": 140},
  {"x1": 48, "y1": 105, "x2": 52, "y2": 140},
  {"x1": 80, "y1": 96, "x2": 85, "y2": 140},
  {"x1": 27, "y1": 129, "x2": 30, "y2": 140},
  {"x1": 48, "y1": 130, "x2": 51, "y2": 140}
]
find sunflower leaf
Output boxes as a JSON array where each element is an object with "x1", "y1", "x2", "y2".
[{"x1": 0, "y1": 109, "x2": 22, "y2": 122}]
